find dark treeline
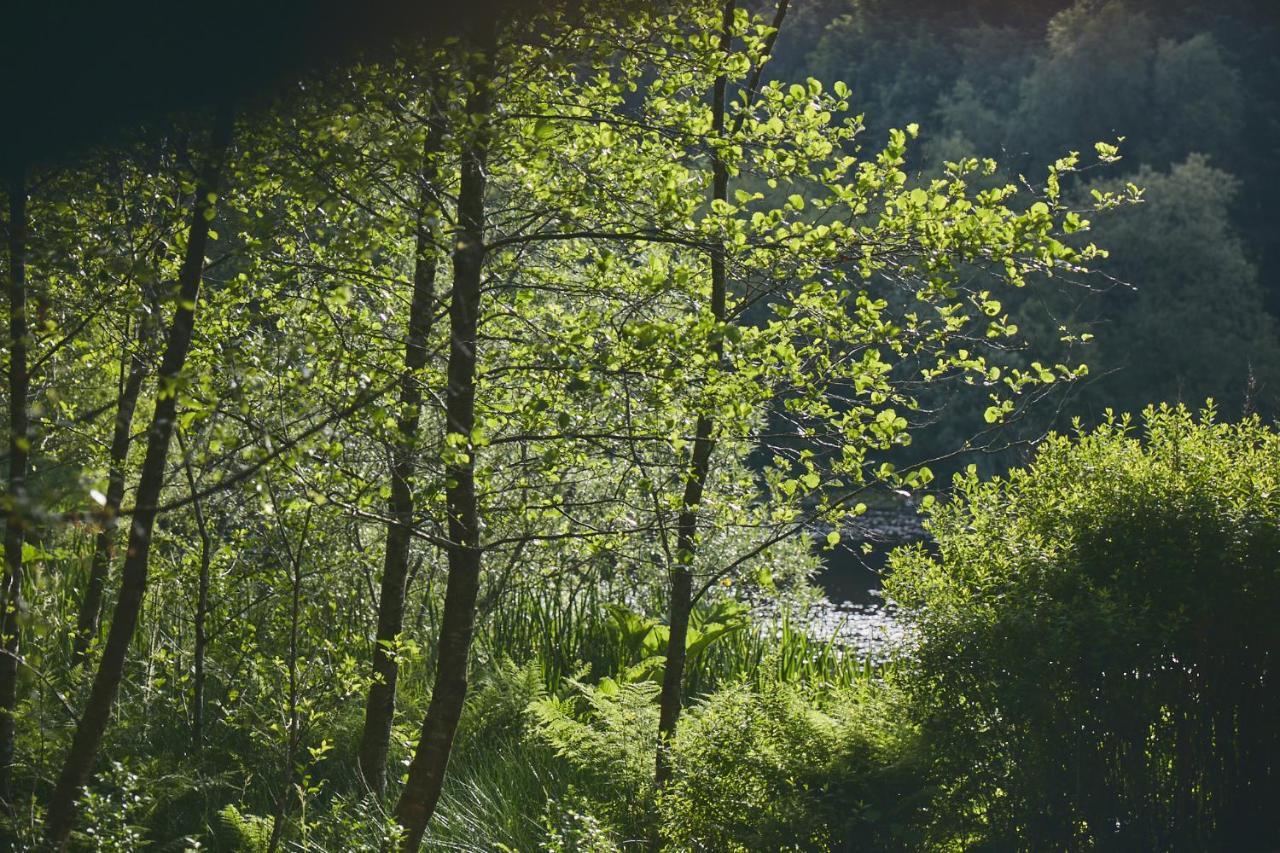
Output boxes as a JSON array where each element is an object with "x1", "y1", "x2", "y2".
[{"x1": 769, "y1": 0, "x2": 1280, "y2": 467}]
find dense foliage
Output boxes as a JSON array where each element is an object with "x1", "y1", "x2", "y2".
[
  {"x1": 531, "y1": 675, "x2": 926, "y2": 850},
  {"x1": 889, "y1": 406, "x2": 1280, "y2": 850}
]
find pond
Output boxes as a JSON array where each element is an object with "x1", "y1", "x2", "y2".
[
  {"x1": 803, "y1": 504, "x2": 928, "y2": 662},
  {"x1": 813, "y1": 504, "x2": 927, "y2": 605}
]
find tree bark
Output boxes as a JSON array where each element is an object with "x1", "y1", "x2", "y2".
[
  {"x1": 393, "y1": 46, "x2": 492, "y2": 851},
  {"x1": 653, "y1": 0, "x2": 735, "y2": 795},
  {"x1": 357, "y1": 87, "x2": 447, "y2": 798},
  {"x1": 42, "y1": 111, "x2": 232, "y2": 849},
  {"x1": 69, "y1": 346, "x2": 148, "y2": 667},
  {"x1": 0, "y1": 164, "x2": 30, "y2": 809}
]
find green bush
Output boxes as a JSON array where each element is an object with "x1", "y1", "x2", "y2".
[
  {"x1": 659, "y1": 682, "x2": 926, "y2": 851},
  {"x1": 530, "y1": 677, "x2": 928, "y2": 850},
  {"x1": 888, "y1": 405, "x2": 1280, "y2": 850},
  {"x1": 529, "y1": 676, "x2": 662, "y2": 836}
]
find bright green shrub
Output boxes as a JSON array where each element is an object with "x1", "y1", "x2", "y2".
[
  {"x1": 888, "y1": 405, "x2": 1280, "y2": 850},
  {"x1": 529, "y1": 678, "x2": 927, "y2": 850},
  {"x1": 659, "y1": 685, "x2": 837, "y2": 851},
  {"x1": 659, "y1": 682, "x2": 925, "y2": 851}
]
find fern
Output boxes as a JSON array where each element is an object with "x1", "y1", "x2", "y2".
[{"x1": 213, "y1": 805, "x2": 273, "y2": 853}]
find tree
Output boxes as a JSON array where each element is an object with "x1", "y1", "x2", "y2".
[
  {"x1": 392, "y1": 29, "x2": 494, "y2": 845},
  {"x1": 1016, "y1": 1, "x2": 1243, "y2": 169},
  {"x1": 69, "y1": 266, "x2": 155, "y2": 666},
  {"x1": 356, "y1": 75, "x2": 451, "y2": 799},
  {"x1": 43, "y1": 110, "x2": 233, "y2": 848},
  {"x1": 654, "y1": 0, "x2": 742, "y2": 794},
  {"x1": 1072, "y1": 156, "x2": 1280, "y2": 417},
  {"x1": 630, "y1": 4, "x2": 1111, "y2": 828},
  {"x1": 0, "y1": 165, "x2": 29, "y2": 808}
]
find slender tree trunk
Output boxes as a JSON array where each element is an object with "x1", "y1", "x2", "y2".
[
  {"x1": 178, "y1": 430, "x2": 211, "y2": 749},
  {"x1": 70, "y1": 347, "x2": 148, "y2": 666},
  {"x1": 267, "y1": 509, "x2": 306, "y2": 853},
  {"x1": 393, "y1": 46, "x2": 492, "y2": 851},
  {"x1": 650, "y1": 2, "x2": 792, "y2": 801},
  {"x1": 357, "y1": 89, "x2": 447, "y2": 797},
  {"x1": 653, "y1": 0, "x2": 734, "y2": 794},
  {"x1": 0, "y1": 165, "x2": 30, "y2": 809},
  {"x1": 43, "y1": 111, "x2": 232, "y2": 849}
]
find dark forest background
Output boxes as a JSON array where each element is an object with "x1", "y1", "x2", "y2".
[{"x1": 764, "y1": 0, "x2": 1280, "y2": 466}]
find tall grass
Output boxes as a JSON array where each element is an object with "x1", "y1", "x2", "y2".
[
  {"x1": 691, "y1": 612, "x2": 885, "y2": 695},
  {"x1": 473, "y1": 578, "x2": 884, "y2": 698},
  {"x1": 477, "y1": 580, "x2": 636, "y2": 690},
  {"x1": 424, "y1": 738, "x2": 566, "y2": 851}
]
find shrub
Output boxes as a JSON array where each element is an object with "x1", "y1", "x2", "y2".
[
  {"x1": 660, "y1": 681, "x2": 926, "y2": 851},
  {"x1": 529, "y1": 676, "x2": 661, "y2": 836},
  {"x1": 887, "y1": 405, "x2": 1280, "y2": 850},
  {"x1": 529, "y1": 677, "x2": 927, "y2": 850}
]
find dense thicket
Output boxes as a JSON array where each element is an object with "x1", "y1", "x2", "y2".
[{"x1": 889, "y1": 406, "x2": 1280, "y2": 850}]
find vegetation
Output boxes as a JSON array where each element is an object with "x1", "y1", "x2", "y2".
[
  {"x1": 778, "y1": 0, "x2": 1280, "y2": 463},
  {"x1": 889, "y1": 406, "x2": 1280, "y2": 849},
  {"x1": 0, "y1": 0, "x2": 1275, "y2": 850}
]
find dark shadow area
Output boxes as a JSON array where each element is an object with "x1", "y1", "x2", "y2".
[{"x1": 0, "y1": 0, "x2": 547, "y2": 172}]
